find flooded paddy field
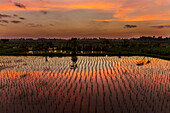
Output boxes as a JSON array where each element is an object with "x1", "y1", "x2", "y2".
[{"x1": 0, "y1": 56, "x2": 169, "y2": 113}]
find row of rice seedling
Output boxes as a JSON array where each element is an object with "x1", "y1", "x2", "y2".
[{"x1": 0, "y1": 56, "x2": 169, "y2": 113}]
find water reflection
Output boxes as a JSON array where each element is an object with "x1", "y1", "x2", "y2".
[
  {"x1": 70, "y1": 38, "x2": 78, "y2": 70},
  {"x1": 136, "y1": 56, "x2": 151, "y2": 66},
  {"x1": 0, "y1": 56, "x2": 169, "y2": 113},
  {"x1": 70, "y1": 55, "x2": 78, "y2": 70},
  {"x1": 45, "y1": 56, "x2": 48, "y2": 62}
]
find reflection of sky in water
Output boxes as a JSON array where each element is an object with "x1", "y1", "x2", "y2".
[
  {"x1": 0, "y1": 56, "x2": 169, "y2": 73},
  {"x1": 0, "y1": 56, "x2": 169, "y2": 113}
]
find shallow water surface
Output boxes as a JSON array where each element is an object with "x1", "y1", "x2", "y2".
[{"x1": 0, "y1": 56, "x2": 169, "y2": 113}]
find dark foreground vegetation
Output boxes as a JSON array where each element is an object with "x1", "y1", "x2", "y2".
[{"x1": 0, "y1": 36, "x2": 170, "y2": 60}]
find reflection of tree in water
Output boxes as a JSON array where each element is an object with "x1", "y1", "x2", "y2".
[
  {"x1": 45, "y1": 56, "x2": 48, "y2": 62},
  {"x1": 136, "y1": 56, "x2": 151, "y2": 66},
  {"x1": 70, "y1": 38, "x2": 78, "y2": 70},
  {"x1": 70, "y1": 55, "x2": 78, "y2": 70}
]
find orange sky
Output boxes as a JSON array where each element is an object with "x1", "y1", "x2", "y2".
[{"x1": 0, "y1": 0, "x2": 170, "y2": 38}]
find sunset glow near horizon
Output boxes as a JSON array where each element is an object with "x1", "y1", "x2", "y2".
[{"x1": 0, "y1": 0, "x2": 170, "y2": 39}]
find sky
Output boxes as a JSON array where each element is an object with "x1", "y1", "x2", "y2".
[{"x1": 0, "y1": 0, "x2": 170, "y2": 39}]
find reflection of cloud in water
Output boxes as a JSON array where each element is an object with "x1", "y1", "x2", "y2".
[{"x1": 0, "y1": 56, "x2": 169, "y2": 113}]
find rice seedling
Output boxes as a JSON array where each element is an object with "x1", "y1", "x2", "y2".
[{"x1": 0, "y1": 56, "x2": 169, "y2": 113}]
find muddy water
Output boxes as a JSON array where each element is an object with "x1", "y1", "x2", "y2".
[{"x1": 0, "y1": 56, "x2": 169, "y2": 113}]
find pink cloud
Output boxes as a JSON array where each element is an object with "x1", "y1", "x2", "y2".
[{"x1": 0, "y1": 0, "x2": 169, "y2": 21}]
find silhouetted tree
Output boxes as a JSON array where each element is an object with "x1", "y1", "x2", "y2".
[{"x1": 1, "y1": 39, "x2": 9, "y2": 43}]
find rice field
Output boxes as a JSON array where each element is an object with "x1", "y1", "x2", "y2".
[{"x1": 0, "y1": 56, "x2": 169, "y2": 113}]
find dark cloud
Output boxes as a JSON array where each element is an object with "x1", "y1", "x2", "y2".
[
  {"x1": 19, "y1": 17, "x2": 26, "y2": 20},
  {"x1": 11, "y1": 20, "x2": 22, "y2": 24},
  {"x1": 124, "y1": 25, "x2": 137, "y2": 28},
  {"x1": 14, "y1": 2, "x2": 26, "y2": 8},
  {"x1": 13, "y1": 14, "x2": 18, "y2": 17},
  {"x1": 103, "y1": 21, "x2": 109, "y2": 23},
  {"x1": 27, "y1": 23, "x2": 43, "y2": 27},
  {"x1": 13, "y1": 14, "x2": 26, "y2": 20},
  {"x1": 0, "y1": 20, "x2": 9, "y2": 23},
  {"x1": 49, "y1": 24, "x2": 54, "y2": 26},
  {"x1": 151, "y1": 25, "x2": 170, "y2": 29},
  {"x1": 40, "y1": 11, "x2": 48, "y2": 15},
  {"x1": 0, "y1": 14, "x2": 11, "y2": 18}
]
